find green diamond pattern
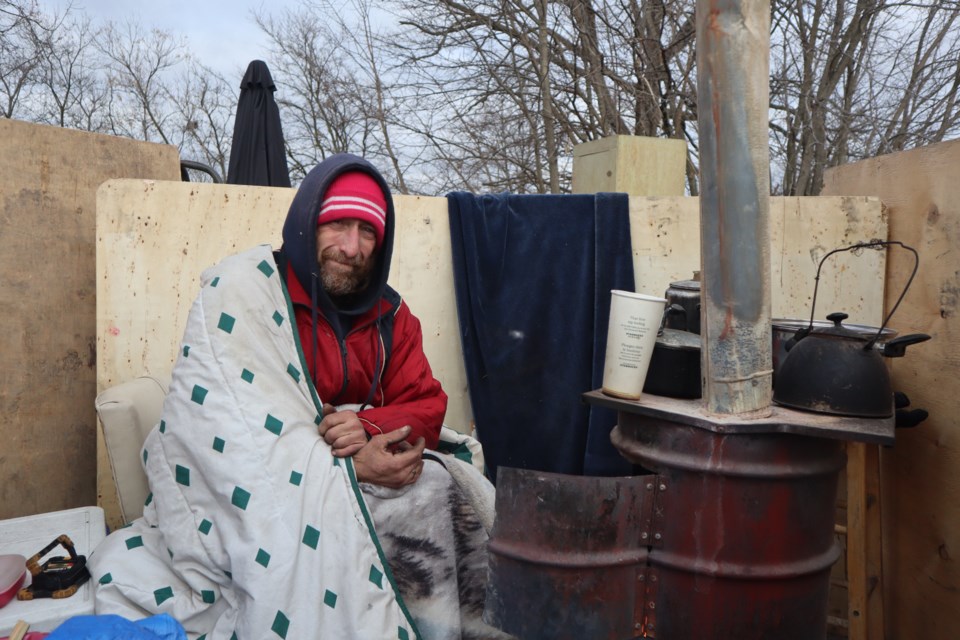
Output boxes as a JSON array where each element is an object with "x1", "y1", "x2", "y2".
[
  {"x1": 257, "y1": 260, "x2": 275, "y2": 278},
  {"x1": 369, "y1": 565, "x2": 383, "y2": 588},
  {"x1": 286, "y1": 364, "x2": 300, "y2": 382},
  {"x1": 210, "y1": 277, "x2": 220, "y2": 287},
  {"x1": 302, "y1": 525, "x2": 320, "y2": 550},
  {"x1": 271, "y1": 611, "x2": 290, "y2": 638},
  {"x1": 125, "y1": 536, "x2": 144, "y2": 550},
  {"x1": 213, "y1": 437, "x2": 225, "y2": 453},
  {"x1": 272, "y1": 311, "x2": 284, "y2": 326},
  {"x1": 241, "y1": 368, "x2": 254, "y2": 383},
  {"x1": 202, "y1": 590, "x2": 215, "y2": 604},
  {"x1": 175, "y1": 464, "x2": 190, "y2": 486},
  {"x1": 99, "y1": 573, "x2": 113, "y2": 584},
  {"x1": 323, "y1": 589, "x2": 337, "y2": 609},
  {"x1": 218, "y1": 312, "x2": 236, "y2": 333},
  {"x1": 183, "y1": 345, "x2": 190, "y2": 357},
  {"x1": 255, "y1": 548, "x2": 271, "y2": 568},
  {"x1": 154, "y1": 586, "x2": 174, "y2": 605},
  {"x1": 191, "y1": 385, "x2": 208, "y2": 405},
  {"x1": 289, "y1": 471, "x2": 302, "y2": 486},
  {"x1": 198, "y1": 519, "x2": 212, "y2": 535},
  {"x1": 398, "y1": 628, "x2": 410, "y2": 640},
  {"x1": 232, "y1": 486, "x2": 251, "y2": 510},
  {"x1": 264, "y1": 414, "x2": 283, "y2": 436}
]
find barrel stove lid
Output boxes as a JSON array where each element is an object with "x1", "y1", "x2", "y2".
[{"x1": 583, "y1": 389, "x2": 895, "y2": 446}]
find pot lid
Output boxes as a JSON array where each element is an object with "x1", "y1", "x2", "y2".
[
  {"x1": 668, "y1": 279, "x2": 700, "y2": 291},
  {"x1": 657, "y1": 327, "x2": 700, "y2": 350},
  {"x1": 774, "y1": 315, "x2": 897, "y2": 342},
  {"x1": 810, "y1": 312, "x2": 886, "y2": 342}
]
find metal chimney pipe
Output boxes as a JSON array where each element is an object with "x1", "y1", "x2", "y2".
[{"x1": 696, "y1": 0, "x2": 773, "y2": 415}]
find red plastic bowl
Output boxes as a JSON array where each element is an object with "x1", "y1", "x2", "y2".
[{"x1": 0, "y1": 554, "x2": 27, "y2": 609}]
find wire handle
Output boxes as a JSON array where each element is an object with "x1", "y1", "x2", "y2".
[{"x1": 807, "y1": 240, "x2": 919, "y2": 349}]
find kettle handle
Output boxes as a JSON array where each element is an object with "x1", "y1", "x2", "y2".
[
  {"x1": 881, "y1": 333, "x2": 931, "y2": 357},
  {"x1": 808, "y1": 240, "x2": 919, "y2": 347}
]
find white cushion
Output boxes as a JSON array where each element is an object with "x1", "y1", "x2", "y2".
[{"x1": 95, "y1": 375, "x2": 168, "y2": 524}]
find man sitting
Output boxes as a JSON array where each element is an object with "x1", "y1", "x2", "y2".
[{"x1": 90, "y1": 154, "x2": 506, "y2": 640}]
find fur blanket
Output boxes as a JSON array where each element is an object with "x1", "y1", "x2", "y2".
[{"x1": 90, "y1": 245, "x2": 509, "y2": 640}]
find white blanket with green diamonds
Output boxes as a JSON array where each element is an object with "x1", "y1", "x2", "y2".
[{"x1": 90, "y1": 245, "x2": 499, "y2": 640}]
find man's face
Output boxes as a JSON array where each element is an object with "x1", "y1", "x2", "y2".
[{"x1": 316, "y1": 218, "x2": 378, "y2": 296}]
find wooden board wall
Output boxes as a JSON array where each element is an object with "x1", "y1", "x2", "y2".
[
  {"x1": 822, "y1": 139, "x2": 960, "y2": 640},
  {"x1": 629, "y1": 195, "x2": 888, "y2": 326},
  {"x1": 0, "y1": 119, "x2": 180, "y2": 520}
]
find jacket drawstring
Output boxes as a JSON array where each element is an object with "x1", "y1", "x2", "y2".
[{"x1": 310, "y1": 271, "x2": 320, "y2": 393}]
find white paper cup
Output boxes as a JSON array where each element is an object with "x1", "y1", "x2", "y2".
[{"x1": 601, "y1": 290, "x2": 667, "y2": 400}]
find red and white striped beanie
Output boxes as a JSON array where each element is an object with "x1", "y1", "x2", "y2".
[{"x1": 317, "y1": 170, "x2": 387, "y2": 246}]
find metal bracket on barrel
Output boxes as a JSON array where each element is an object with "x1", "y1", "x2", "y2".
[
  {"x1": 640, "y1": 475, "x2": 668, "y2": 549},
  {"x1": 635, "y1": 566, "x2": 660, "y2": 637}
]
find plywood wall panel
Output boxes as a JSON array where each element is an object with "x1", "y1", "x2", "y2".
[
  {"x1": 0, "y1": 119, "x2": 179, "y2": 520},
  {"x1": 823, "y1": 139, "x2": 960, "y2": 640},
  {"x1": 629, "y1": 195, "x2": 887, "y2": 325}
]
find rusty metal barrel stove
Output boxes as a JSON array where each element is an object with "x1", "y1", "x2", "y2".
[
  {"x1": 484, "y1": 469, "x2": 651, "y2": 639},
  {"x1": 612, "y1": 415, "x2": 845, "y2": 639}
]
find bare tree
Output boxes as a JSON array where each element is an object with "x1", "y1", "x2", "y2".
[
  {"x1": 32, "y1": 13, "x2": 106, "y2": 130},
  {"x1": 170, "y1": 62, "x2": 235, "y2": 179},
  {"x1": 770, "y1": 0, "x2": 960, "y2": 195},
  {"x1": 391, "y1": 0, "x2": 699, "y2": 193},
  {"x1": 0, "y1": 0, "x2": 60, "y2": 118},
  {"x1": 95, "y1": 21, "x2": 185, "y2": 145},
  {"x1": 1, "y1": 0, "x2": 956, "y2": 197}
]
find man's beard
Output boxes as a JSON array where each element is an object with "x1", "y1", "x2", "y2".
[{"x1": 319, "y1": 247, "x2": 375, "y2": 296}]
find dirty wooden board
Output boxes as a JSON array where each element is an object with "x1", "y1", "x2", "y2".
[
  {"x1": 0, "y1": 119, "x2": 179, "y2": 520},
  {"x1": 628, "y1": 195, "x2": 887, "y2": 325},
  {"x1": 823, "y1": 139, "x2": 960, "y2": 640}
]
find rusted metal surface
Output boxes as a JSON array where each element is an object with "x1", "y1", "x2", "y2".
[
  {"x1": 696, "y1": 0, "x2": 773, "y2": 415},
  {"x1": 484, "y1": 467, "x2": 652, "y2": 639},
  {"x1": 612, "y1": 411, "x2": 845, "y2": 640},
  {"x1": 583, "y1": 390, "x2": 895, "y2": 445}
]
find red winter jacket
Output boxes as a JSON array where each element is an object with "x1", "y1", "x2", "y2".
[{"x1": 285, "y1": 264, "x2": 446, "y2": 449}]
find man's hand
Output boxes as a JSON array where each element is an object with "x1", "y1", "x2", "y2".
[
  {"x1": 353, "y1": 426, "x2": 426, "y2": 489},
  {"x1": 318, "y1": 404, "x2": 368, "y2": 458}
]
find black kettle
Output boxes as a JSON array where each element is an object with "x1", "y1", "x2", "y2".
[{"x1": 773, "y1": 241, "x2": 931, "y2": 418}]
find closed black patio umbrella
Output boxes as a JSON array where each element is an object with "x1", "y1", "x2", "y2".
[{"x1": 226, "y1": 60, "x2": 291, "y2": 187}]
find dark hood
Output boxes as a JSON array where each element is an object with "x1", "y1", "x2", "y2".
[{"x1": 281, "y1": 153, "x2": 395, "y2": 316}]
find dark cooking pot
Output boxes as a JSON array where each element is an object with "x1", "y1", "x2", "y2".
[
  {"x1": 643, "y1": 305, "x2": 702, "y2": 399},
  {"x1": 773, "y1": 240, "x2": 931, "y2": 418},
  {"x1": 771, "y1": 317, "x2": 897, "y2": 385},
  {"x1": 664, "y1": 278, "x2": 701, "y2": 334}
]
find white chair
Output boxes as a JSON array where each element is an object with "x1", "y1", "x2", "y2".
[{"x1": 94, "y1": 375, "x2": 169, "y2": 525}]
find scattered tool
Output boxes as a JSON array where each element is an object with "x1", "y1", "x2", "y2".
[{"x1": 16, "y1": 535, "x2": 90, "y2": 600}]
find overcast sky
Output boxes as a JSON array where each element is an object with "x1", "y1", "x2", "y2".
[{"x1": 54, "y1": 0, "x2": 295, "y2": 81}]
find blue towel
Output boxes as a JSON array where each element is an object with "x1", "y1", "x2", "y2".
[
  {"x1": 46, "y1": 613, "x2": 186, "y2": 640},
  {"x1": 447, "y1": 192, "x2": 636, "y2": 481}
]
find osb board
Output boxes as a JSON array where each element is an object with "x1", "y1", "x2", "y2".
[
  {"x1": 0, "y1": 118, "x2": 180, "y2": 520},
  {"x1": 629, "y1": 196, "x2": 887, "y2": 325},
  {"x1": 822, "y1": 139, "x2": 960, "y2": 640},
  {"x1": 572, "y1": 135, "x2": 687, "y2": 196}
]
